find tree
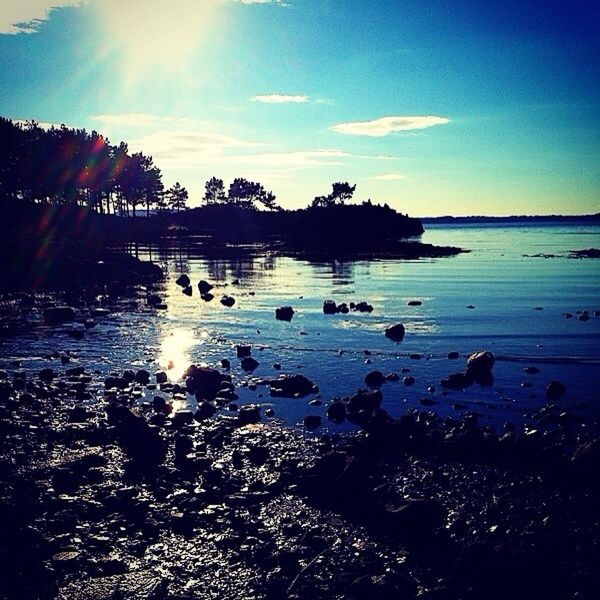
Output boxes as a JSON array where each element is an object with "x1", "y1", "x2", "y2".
[
  {"x1": 203, "y1": 177, "x2": 226, "y2": 204},
  {"x1": 166, "y1": 182, "x2": 188, "y2": 212},
  {"x1": 227, "y1": 177, "x2": 279, "y2": 210},
  {"x1": 311, "y1": 181, "x2": 356, "y2": 207}
]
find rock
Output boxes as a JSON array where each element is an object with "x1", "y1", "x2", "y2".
[
  {"x1": 409, "y1": 353, "x2": 421, "y2": 360},
  {"x1": 134, "y1": 369, "x2": 150, "y2": 385},
  {"x1": 68, "y1": 405, "x2": 89, "y2": 422},
  {"x1": 172, "y1": 410, "x2": 194, "y2": 427},
  {"x1": 327, "y1": 401, "x2": 346, "y2": 423},
  {"x1": 84, "y1": 319, "x2": 96, "y2": 329},
  {"x1": 147, "y1": 294, "x2": 162, "y2": 307},
  {"x1": 152, "y1": 396, "x2": 167, "y2": 412},
  {"x1": 241, "y1": 357, "x2": 259, "y2": 372},
  {"x1": 347, "y1": 389, "x2": 382, "y2": 413},
  {"x1": 365, "y1": 371, "x2": 386, "y2": 387},
  {"x1": 304, "y1": 415, "x2": 321, "y2": 430},
  {"x1": 236, "y1": 345, "x2": 252, "y2": 358},
  {"x1": 201, "y1": 292, "x2": 214, "y2": 302},
  {"x1": 238, "y1": 404, "x2": 261, "y2": 425},
  {"x1": 546, "y1": 380, "x2": 566, "y2": 399},
  {"x1": 403, "y1": 376, "x2": 415, "y2": 386},
  {"x1": 385, "y1": 323, "x2": 405, "y2": 342},
  {"x1": 323, "y1": 300, "x2": 338, "y2": 314},
  {"x1": 185, "y1": 365, "x2": 231, "y2": 400},
  {"x1": 155, "y1": 371, "x2": 168, "y2": 384},
  {"x1": 43, "y1": 306, "x2": 75, "y2": 326},
  {"x1": 220, "y1": 295, "x2": 235, "y2": 307},
  {"x1": 441, "y1": 372, "x2": 472, "y2": 390},
  {"x1": 198, "y1": 280, "x2": 213, "y2": 294},
  {"x1": 407, "y1": 300, "x2": 422, "y2": 306},
  {"x1": 523, "y1": 366, "x2": 540, "y2": 374},
  {"x1": 195, "y1": 402, "x2": 217, "y2": 422},
  {"x1": 353, "y1": 301, "x2": 374, "y2": 313},
  {"x1": 268, "y1": 374, "x2": 317, "y2": 398},
  {"x1": 386, "y1": 372, "x2": 399, "y2": 382},
  {"x1": 176, "y1": 274, "x2": 190, "y2": 287},
  {"x1": 221, "y1": 358, "x2": 231, "y2": 370},
  {"x1": 447, "y1": 351, "x2": 460, "y2": 360},
  {"x1": 273, "y1": 362, "x2": 281, "y2": 370},
  {"x1": 466, "y1": 351, "x2": 495, "y2": 378},
  {"x1": 275, "y1": 306, "x2": 295, "y2": 321},
  {"x1": 38, "y1": 368, "x2": 55, "y2": 382},
  {"x1": 105, "y1": 405, "x2": 165, "y2": 465},
  {"x1": 67, "y1": 329, "x2": 85, "y2": 340},
  {"x1": 420, "y1": 398, "x2": 438, "y2": 406},
  {"x1": 182, "y1": 286, "x2": 192, "y2": 297}
]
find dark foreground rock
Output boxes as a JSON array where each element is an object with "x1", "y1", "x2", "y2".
[{"x1": 1, "y1": 363, "x2": 599, "y2": 600}]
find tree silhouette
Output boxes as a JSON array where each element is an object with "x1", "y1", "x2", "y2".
[
  {"x1": 166, "y1": 182, "x2": 188, "y2": 212},
  {"x1": 311, "y1": 182, "x2": 356, "y2": 208},
  {"x1": 227, "y1": 177, "x2": 279, "y2": 210},
  {"x1": 0, "y1": 117, "x2": 167, "y2": 217},
  {"x1": 203, "y1": 177, "x2": 226, "y2": 204}
]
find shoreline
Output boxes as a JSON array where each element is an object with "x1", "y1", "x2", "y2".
[{"x1": 1, "y1": 348, "x2": 599, "y2": 599}]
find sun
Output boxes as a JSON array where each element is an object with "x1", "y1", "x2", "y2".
[{"x1": 98, "y1": 0, "x2": 219, "y2": 79}]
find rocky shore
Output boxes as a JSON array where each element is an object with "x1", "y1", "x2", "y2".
[{"x1": 1, "y1": 334, "x2": 599, "y2": 599}]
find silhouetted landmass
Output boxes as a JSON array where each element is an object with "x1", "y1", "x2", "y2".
[{"x1": 0, "y1": 199, "x2": 464, "y2": 290}]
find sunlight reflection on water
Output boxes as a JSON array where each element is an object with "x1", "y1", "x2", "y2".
[{"x1": 158, "y1": 327, "x2": 200, "y2": 382}]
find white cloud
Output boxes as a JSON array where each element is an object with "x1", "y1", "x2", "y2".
[
  {"x1": 332, "y1": 115, "x2": 450, "y2": 137},
  {"x1": 251, "y1": 94, "x2": 309, "y2": 104},
  {"x1": 369, "y1": 173, "x2": 407, "y2": 181},
  {"x1": 0, "y1": 1, "x2": 89, "y2": 34}
]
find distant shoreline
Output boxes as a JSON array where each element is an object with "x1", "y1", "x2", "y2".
[{"x1": 421, "y1": 214, "x2": 600, "y2": 224}]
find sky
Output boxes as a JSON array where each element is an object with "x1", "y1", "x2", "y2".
[{"x1": 0, "y1": 0, "x2": 598, "y2": 216}]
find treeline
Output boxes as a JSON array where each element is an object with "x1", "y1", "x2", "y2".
[{"x1": 0, "y1": 117, "x2": 187, "y2": 216}]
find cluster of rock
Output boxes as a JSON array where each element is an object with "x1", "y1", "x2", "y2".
[{"x1": 323, "y1": 300, "x2": 373, "y2": 314}]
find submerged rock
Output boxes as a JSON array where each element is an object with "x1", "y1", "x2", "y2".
[
  {"x1": 268, "y1": 374, "x2": 317, "y2": 398},
  {"x1": 327, "y1": 400, "x2": 346, "y2": 423},
  {"x1": 304, "y1": 415, "x2": 321, "y2": 430}
]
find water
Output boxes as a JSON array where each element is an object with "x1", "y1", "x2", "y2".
[{"x1": 2, "y1": 222, "x2": 599, "y2": 431}]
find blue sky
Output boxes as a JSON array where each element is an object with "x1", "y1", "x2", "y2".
[{"x1": 0, "y1": 0, "x2": 598, "y2": 215}]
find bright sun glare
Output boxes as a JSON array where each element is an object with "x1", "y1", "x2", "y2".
[{"x1": 99, "y1": 0, "x2": 219, "y2": 78}]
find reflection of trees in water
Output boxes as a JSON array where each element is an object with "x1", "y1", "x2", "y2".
[
  {"x1": 206, "y1": 252, "x2": 276, "y2": 283},
  {"x1": 310, "y1": 260, "x2": 355, "y2": 286}
]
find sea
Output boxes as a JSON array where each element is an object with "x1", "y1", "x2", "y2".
[{"x1": 2, "y1": 221, "x2": 599, "y2": 431}]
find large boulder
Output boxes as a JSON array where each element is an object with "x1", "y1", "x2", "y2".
[
  {"x1": 268, "y1": 374, "x2": 317, "y2": 398},
  {"x1": 43, "y1": 306, "x2": 75, "y2": 326}
]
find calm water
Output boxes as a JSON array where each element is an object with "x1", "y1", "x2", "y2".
[{"x1": 3, "y1": 222, "x2": 600, "y2": 430}]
